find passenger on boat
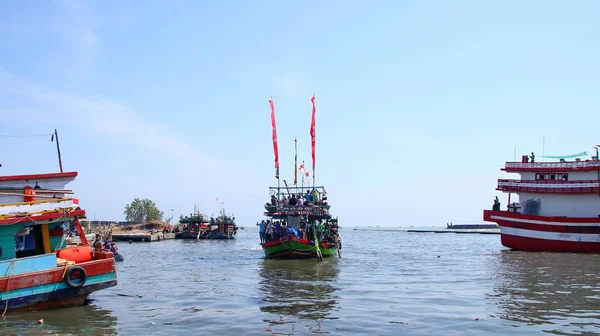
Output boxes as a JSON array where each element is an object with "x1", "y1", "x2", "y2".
[
  {"x1": 530, "y1": 152, "x2": 535, "y2": 163},
  {"x1": 312, "y1": 189, "x2": 319, "y2": 203},
  {"x1": 265, "y1": 221, "x2": 273, "y2": 242},
  {"x1": 288, "y1": 194, "x2": 297, "y2": 206},
  {"x1": 297, "y1": 194, "x2": 304, "y2": 206},
  {"x1": 304, "y1": 191, "x2": 313, "y2": 203},
  {"x1": 273, "y1": 221, "x2": 281, "y2": 240},
  {"x1": 259, "y1": 220, "x2": 266, "y2": 243},
  {"x1": 492, "y1": 196, "x2": 501, "y2": 211},
  {"x1": 110, "y1": 242, "x2": 119, "y2": 254},
  {"x1": 271, "y1": 195, "x2": 277, "y2": 206}
]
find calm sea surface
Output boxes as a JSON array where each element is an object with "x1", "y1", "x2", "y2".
[{"x1": 3, "y1": 228, "x2": 600, "y2": 335}]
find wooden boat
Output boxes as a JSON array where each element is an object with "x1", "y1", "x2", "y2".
[
  {"x1": 262, "y1": 96, "x2": 341, "y2": 260},
  {"x1": 261, "y1": 187, "x2": 341, "y2": 260},
  {"x1": 0, "y1": 171, "x2": 117, "y2": 313},
  {"x1": 176, "y1": 208, "x2": 237, "y2": 240},
  {"x1": 175, "y1": 211, "x2": 207, "y2": 239}
]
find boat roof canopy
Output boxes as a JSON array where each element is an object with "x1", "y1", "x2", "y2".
[{"x1": 269, "y1": 186, "x2": 326, "y2": 191}]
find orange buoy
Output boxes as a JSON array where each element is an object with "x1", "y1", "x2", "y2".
[{"x1": 56, "y1": 245, "x2": 93, "y2": 263}]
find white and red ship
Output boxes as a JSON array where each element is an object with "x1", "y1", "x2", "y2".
[{"x1": 483, "y1": 150, "x2": 600, "y2": 253}]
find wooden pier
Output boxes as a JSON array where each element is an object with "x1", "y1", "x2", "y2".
[{"x1": 112, "y1": 232, "x2": 176, "y2": 242}]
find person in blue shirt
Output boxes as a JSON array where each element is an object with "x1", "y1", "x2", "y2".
[{"x1": 258, "y1": 220, "x2": 266, "y2": 243}]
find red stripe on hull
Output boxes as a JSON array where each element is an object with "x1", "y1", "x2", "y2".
[
  {"x1": 501, "y1": 234, "x2": 600, "y2": 253},
  {"x1": 0, "y1": 259, "x2": 115, "y2": 291}
]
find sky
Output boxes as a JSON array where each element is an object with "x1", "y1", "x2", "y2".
[{"x1": 1, "y1": 0, "x2": 600, "y2": 227}]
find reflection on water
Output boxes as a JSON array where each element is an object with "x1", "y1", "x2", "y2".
[
  {"x1": 490, "y1": 251, "x2": 600, "y2": 335},
  {"x1": 0, "y1": 302, "x2": 117, "y2": 335},
  {"x1": 259, "y1": 258, "x2": 340, "y2": 321}
]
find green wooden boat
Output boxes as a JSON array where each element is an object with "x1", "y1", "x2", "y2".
[{"x1": 260, "y1": 186, "x2": 341, "y2": 260}]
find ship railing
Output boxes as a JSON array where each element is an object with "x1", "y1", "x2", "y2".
[
  {"x1": 497, "y1": 179, "x2": 600, "y2": 193},
  {"x1": 505, "y1": 161, "x2": 600, "y2": 170}
]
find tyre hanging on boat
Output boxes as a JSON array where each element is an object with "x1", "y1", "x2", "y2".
[{"x1": 64, "y1": 266, "x2": 87, "y2": 288}]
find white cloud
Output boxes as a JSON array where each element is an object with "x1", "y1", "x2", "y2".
[{"x1": 0, "y1": 68, "x2": 218, "y2": 171}]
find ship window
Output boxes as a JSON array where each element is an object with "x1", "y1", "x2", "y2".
[
  {"x1": 563, "y1": 174, "x2": 568, "y2": 181},
  {"x1": 550, "y1": 174, "x2": 556, "y2": 180},
  {"x1": 536, "y1": 174, "x2": 545, "y2": 180}
]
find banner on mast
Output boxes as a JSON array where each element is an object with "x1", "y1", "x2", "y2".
[
  {"x1": 310, "y1": 95, "x2": 316, "y2": 179},
  {"x1": 269, "y1": 98, "x2": 280, "y2": 179}
]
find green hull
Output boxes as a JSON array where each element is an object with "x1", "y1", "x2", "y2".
[{"x1": 262, "y1": 237, "x2": 339, "y2": 259}]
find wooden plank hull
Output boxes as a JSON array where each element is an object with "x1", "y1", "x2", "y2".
[
  {"x1": 0, "y1": 258, "x2": 117, "y2": 313},
  {"x1": 261, "y1": 236, "x2": 338, "y2": 259}
]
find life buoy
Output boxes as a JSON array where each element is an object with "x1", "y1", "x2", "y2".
[
  {"x1": 23, "y1": 186, "x2": 36, "y2": 202},
  {"x1": 64, "y1": 266, "x2": 87, "y2": 288}
]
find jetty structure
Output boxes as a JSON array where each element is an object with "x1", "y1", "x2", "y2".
[
  {"x1": 259, "y1": 96, "x2": 341, "y2": 261},
  {"x1": 0, "y1": 131, "x2": 117, "y2": 312},
  {"x1": 484, "y1": 148, "x2": 600, "y2": 252}
]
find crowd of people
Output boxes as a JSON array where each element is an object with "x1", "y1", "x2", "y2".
[
  {"x1": 269, "y1": 189, "x2": 329, "y2": 208},
  {"x1": 256, "y1": 217, "x2": 340, "y2": 247}
]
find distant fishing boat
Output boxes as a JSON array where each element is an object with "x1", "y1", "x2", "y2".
[
  {"x1": 0, "y1": 170, "x2": 117, "y2": 312},
  {"x1": 260, "y1": 96, "x2": 342, "y2": 261},
  {"x1": 176, "y1": 206, "x2": 237, "y2": 240}
]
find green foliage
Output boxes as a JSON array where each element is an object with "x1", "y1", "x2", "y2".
[{"x1": 124, "y1": 198, "x2": 164, "y2": 223}]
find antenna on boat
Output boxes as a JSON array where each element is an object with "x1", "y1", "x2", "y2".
[
  {"x1": 51, "y1": 129, "x2": 64, "y2": 173},
  {"x1": 542, "y1": 137, "x2": 545, "y2": 162}
]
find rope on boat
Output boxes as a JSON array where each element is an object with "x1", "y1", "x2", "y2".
[{"x1": 2, "y1": 260, "x2": 15, "y2": 317}]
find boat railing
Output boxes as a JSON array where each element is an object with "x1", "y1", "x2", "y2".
[
  {"x1": 504, "y1": 160, "x2": 600, "y2": 170},
  {"x1": 497, "y1": 179, "x2": 600, "y2": 193}
]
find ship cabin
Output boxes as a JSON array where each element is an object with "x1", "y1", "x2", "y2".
[
  {"x1": 0, "y1": 172, "x2": 89, "y2": 261},
  {"x1": 493, "y1": 150, "x2": 600, "y2": 218}
]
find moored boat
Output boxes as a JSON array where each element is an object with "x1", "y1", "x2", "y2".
[
  {"x1": 0, "y1": 171, "x2": 117, "y2": 312},
  {"x1": 483, "y1": 149, "x2": 600, "y2": 253},
  {"x1": 176, "y1": 207, "x2": 237, "y2": 240}
]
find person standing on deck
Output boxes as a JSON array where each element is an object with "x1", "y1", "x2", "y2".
[
  {"x1": 259, "y1": 220, "x2": 266, "y2": 243},
  {"x1": 265, "y1": 221, "x2": 273, "y2": 242}
]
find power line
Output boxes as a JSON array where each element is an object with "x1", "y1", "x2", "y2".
[{"x1": 0, "y1": 134, "x2": 52, "y2": 138}]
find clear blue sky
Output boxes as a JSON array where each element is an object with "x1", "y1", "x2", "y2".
[{"x1": 1, "y1": 0, "x2": 599, "y2": 227}]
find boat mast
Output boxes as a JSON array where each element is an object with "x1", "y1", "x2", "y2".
[{"x1": 51, "y1": 129, "x2": 64, "y2": 173}]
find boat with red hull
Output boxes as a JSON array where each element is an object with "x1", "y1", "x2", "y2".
[
  {"x1": 483, "y1": 149, "x2": 600, "y2": 253},
  {"x1": 0, "y1": 171, "x2": 117, "y2": 313}
]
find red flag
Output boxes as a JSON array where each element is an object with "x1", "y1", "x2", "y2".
[
  {"x1": 305, "y1": 171, "x2": 309, "y2": 177},
  {"x1": 269, "y1": 98, "x2": 280, "y2": 178},
  {"x1": 310, "y1": 95, "x2": 316, "y2": 179}
]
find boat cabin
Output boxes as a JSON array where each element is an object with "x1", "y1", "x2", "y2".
[{"x1": 0, "y1": 172, "x2": 89, "y2": 262}]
